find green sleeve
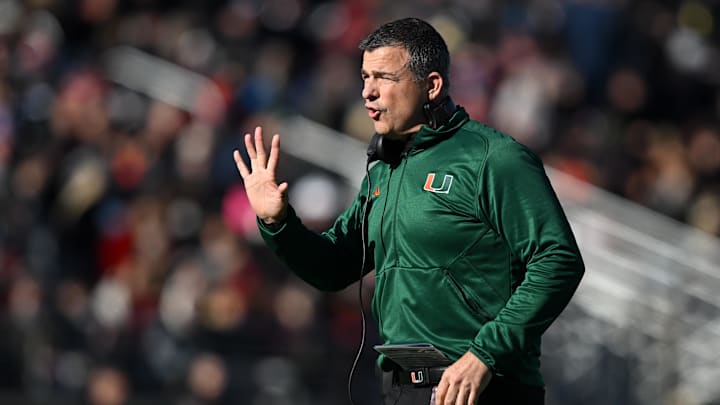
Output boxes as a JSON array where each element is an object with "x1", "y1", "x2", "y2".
[
  {"x1": 469, "y1": 142, "x2": 585, "y2": 375},
  {"x1": 258, "y1": 177, "x2": 372, "y2": 292}
]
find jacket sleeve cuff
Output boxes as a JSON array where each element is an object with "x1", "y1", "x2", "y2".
[
  {"x1": 469, "y1": 345, "x2": 500, "y2": 377},
  {"x1": 257, "y1": 206, "x2": 295, "y2": 236},
  {"x1": 258, "y1": 217, "x2": 286, "y2": 233}
]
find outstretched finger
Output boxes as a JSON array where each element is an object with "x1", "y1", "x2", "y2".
[
  {"x1": 244, "y1": 133, "x2": 256, "y2": 160},
  {"x1": 254, "y1": 126, "x2": 268, "y2": 167},
  {"x1": 233, "y1": 150, "x2": 250, "y2": 178},
  {"x1": 267, "y1": 134, "x2": 281, "y2": 173}
]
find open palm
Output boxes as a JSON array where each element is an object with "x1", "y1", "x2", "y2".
[{"x1": 233, "y1": 126, "x2": 289, "y2": 224}]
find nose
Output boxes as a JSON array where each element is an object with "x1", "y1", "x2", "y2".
[{"x1": 362, "y1": 79, "x2": 378, "y2": 101}]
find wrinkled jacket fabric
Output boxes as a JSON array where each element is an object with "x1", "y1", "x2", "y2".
[{"x1": 259, "y1": 108, "x2": 584, "y2": 386}]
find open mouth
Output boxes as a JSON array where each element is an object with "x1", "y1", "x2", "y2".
[{"x1": 366, "y1": 105, "x2": 382, "y2": 120}]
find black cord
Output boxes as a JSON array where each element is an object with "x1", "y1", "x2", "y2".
[{"x1": 348, "y1": 160, "x2": 373, "y2": 405}]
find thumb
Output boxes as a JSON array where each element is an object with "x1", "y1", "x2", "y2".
[{"x1": 278, "y1": 182, "x2": 289, "y2": 194}]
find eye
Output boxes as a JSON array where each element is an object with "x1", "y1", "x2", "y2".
[{"x1": 378, "y1": 73, "x2": 399, "y2": 82}]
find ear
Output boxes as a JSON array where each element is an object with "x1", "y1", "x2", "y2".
[{"x1": 426, "y1": 72, "x2": 444, "y2": 102}]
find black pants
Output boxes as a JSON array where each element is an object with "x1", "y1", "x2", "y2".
[{"x1": 381, "y1": 371, "x2": 545, "y2": 405}]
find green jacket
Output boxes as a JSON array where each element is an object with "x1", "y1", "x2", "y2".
[{"x1": 259, "y1": 108, "x2": 584, "y2": 386}]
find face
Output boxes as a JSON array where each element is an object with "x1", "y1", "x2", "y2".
[{"x1": 361, "y1": 46, "x2": 428, "y2": 139}]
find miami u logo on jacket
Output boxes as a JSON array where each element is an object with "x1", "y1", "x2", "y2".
[{"x1": 423, "y1": 173, "x2": 454, "y2": 194}]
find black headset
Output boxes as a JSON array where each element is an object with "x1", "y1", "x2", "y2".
[{"x1": 366, "y1": 96, "x2": 456, "y2": 165}]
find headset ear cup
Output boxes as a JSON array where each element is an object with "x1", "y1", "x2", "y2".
[
  {"x1": 376, "y1": 136, "x2": 405, "y2": 165},
  {"x1": 367, "y1": 133, "x2": 381, "y2": 163},
  {"x1": 367, "y1": 133, "x2": 405, "y2": 165}
]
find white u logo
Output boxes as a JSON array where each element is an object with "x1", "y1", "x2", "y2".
[{"x1": 423, "y1": 173, "x2": 453, "y2": 194}]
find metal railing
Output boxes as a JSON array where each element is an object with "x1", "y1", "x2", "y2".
[{"x1": 545, "y1": 168, "x2": 720, "y2": 405}]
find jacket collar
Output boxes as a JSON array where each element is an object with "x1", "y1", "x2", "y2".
[{"x1": 408, "y1": 107, "x2": 469, "y2": 154}]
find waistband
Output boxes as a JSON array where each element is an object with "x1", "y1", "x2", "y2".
[{"x1": 392, "y1": 366, "x2": 446, "y2": 387}]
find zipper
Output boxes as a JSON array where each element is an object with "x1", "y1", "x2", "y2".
[
  {"x1": 444, "y1": 269, "x2": 491, "y2": 322},
  {"x1": 374, "y1": 271, "x2": 386, "y2": 335},
  {"x1": 375, "y1": 155, "x2": 407, "y2": 333},
  {"x1": 389, "y1": 154, "x2": 408, "y2": 268},
  {"x1": 377, "y1": 170, "x2": 390, "y2": 255}
]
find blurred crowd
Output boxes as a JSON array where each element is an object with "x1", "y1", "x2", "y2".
[{"x1": 0, "y1": 0, "x2": 719, "y2": 404}]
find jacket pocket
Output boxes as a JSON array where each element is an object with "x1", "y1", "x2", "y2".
[
  {"x1": 450, "y1": 256, "x2": 510, "y2": 319},
  {"x1": 443, "y1": 269, "x2": 492, "y2": 322}
]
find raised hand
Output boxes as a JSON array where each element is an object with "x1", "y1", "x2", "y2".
[{"x1": 233, "y1": 126, "x2": 289, "y2": 224}]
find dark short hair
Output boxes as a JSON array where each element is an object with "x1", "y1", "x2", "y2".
[{"x1": 359, "y1": 17, "x2": 450, "y2": 89}]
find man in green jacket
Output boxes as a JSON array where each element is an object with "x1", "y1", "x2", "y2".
[{"x1": 234, "y1": 17, "x2": 584, "y2": 405}]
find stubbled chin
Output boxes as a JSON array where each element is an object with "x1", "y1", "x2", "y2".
[{"x1": 372, "y1": 121, "x2": 389, "y2": 135}]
